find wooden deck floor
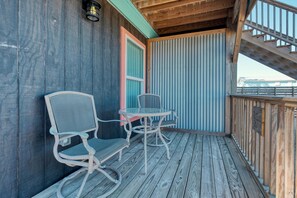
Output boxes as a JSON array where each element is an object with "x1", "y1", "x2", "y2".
[{"x1": 34, "y1": 132, "x2": 264, "y2": 198}]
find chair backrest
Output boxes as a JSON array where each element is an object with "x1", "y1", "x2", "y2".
[
  {"x1": 45, "y1": 91, "x2": 98, "y2": 133},
  {"x1": 138, "y1": 94, "x2": 161, "y2": 108}
]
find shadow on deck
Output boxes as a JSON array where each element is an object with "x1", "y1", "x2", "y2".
[{"x1": 34, "y1": 132, "x2": 264, "y2": 198}]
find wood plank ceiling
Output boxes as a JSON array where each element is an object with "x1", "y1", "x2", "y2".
[{"x1": 131, "y1": 0, "x2": 236, "y2": 36}]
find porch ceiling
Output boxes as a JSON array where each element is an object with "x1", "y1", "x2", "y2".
[{"x1": 131, "y1": 0, "x2": 235, "y2": 36}]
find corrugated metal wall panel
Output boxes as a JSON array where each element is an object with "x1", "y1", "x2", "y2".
[{"x1": 150, "y1": 32, "x2": 226, "y2": 132}]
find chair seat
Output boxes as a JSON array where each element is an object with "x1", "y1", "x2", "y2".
[
  {"x1": 152, "y1": 119, "x2": 176, "y2": 127},
  {"x1": 60, "y1": 138, "x2": 128, "y2": 162}
]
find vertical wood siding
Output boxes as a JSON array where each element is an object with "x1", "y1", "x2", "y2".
[
  {"x1": 0, "y1": 0, "x2": 146, "y2": 197},
  {"x1": 149, "y1": 32, "x2": 226, "y2": 132}
]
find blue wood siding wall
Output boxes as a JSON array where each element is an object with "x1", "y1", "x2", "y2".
[
  {"x1": 0, "y1": 0, "x2": 146, "y2": 197},
  {"x1": 150, "y1": 32, "x2": 226, "y2": 132}
]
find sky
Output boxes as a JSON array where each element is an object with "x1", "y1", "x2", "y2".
[{"x1": 237, "y1": 0, "x2": 297, "y2": 81}]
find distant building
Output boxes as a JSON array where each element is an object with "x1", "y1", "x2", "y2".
[{"x1": 237, "y1": 77, "x2": 297, "y2": 87}]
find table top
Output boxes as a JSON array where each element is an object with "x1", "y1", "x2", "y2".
[{"x1": 119, "y1": 108, "x2": 171, "y2": 117}]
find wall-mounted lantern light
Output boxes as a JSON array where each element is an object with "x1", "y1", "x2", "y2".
[{"x1": 82, "y1": 0, "x2": 101, "y2": 22}]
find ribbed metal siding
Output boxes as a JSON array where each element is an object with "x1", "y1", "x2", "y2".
[{"x1": 150, "y1": 33, "x2": 226, "y2": 132}]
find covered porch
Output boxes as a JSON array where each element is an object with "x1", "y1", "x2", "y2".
[
  {"x1": 34, "y1": 132, "x2": 264, "y2": 198},
  {"x1": 2, "y1": 0, "x2": 297, "y2": 198}
]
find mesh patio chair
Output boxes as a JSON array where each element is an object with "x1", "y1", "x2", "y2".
[
  {"x1": 45, "y1": 91, "x2": 132, "y2": 198},
  {"x1": 138, "y1": 93, "x2": 178, "y2": 147}
]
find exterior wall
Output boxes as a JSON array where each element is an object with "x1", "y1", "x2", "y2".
[
  {"x1": 0, "y1": 0, "x2": 146, "y2": 197},
  {"x1": 148, "y1": 30, "x2": 226, "y2": 132}
]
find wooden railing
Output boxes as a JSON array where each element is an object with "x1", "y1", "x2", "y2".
[
  {"x1": 245, "y1": 0, "x2": 297, "y2": 49},
  {"x1": 237, "y1": 86, "x2": 297, "y2": 97},
  {"x1": 231, "y1": 95, "x2": 297, "y2": 197}
]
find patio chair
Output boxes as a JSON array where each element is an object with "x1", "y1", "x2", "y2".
[
  {"x1": 44, "y1": 91, "x2": 132, "y2": 198},
  {"x1": 137, "y1": 93, "x2": 178, "y2": 146}
]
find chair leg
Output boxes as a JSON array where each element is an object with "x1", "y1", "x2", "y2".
[
  {"x1": 95, "y1": 166, "x2": 122, "y2": 198},
  {"x1": 158, "y1": 130, "x2": 170, "y2": 159},
  {"x1": 118, "y1": 150, "x2": 122, "y2": 161},
  {"x1": 57, "y1": 167, "x2": 88, "y2": 198},
  {"x1": 76, "y1": 171, "x2": 90, "y2": 198}
]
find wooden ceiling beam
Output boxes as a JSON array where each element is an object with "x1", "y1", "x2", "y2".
[
  {"x1": 233, "y1": 0, "x2": 248, "y2": 63},
  {"x1": 135, "y1": 0, "x2": 179, "y2": 9},
  {"x1": 132, "y1": 0, "x2": 147, "y2": 4},
  {"x1": 157, "y1": 18, "x2": 226, "y2": 35},
  {"x1": 148, "y1": 0, "x2": 234, "y2": 22},
  {"x1": 154, "y1": 9, "x2": 228, "y2": 29},
  {"x1": 140, "y1": 0, "x2": 207, "y2": 14}
]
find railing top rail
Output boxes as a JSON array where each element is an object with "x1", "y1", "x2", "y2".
[
  {"x1": 231, "y1": 94, "x2": 297, "y2": 106},
  {"x1": 238, "y1": 86, "x2": 297, "y2": 89},
  {"x1": 262, "y1": 0, "x2": 297, "y2": 14}
]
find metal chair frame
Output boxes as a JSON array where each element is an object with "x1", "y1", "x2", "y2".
[
  {"x1": 45, "y1": 91, "x2": 132, "y2": 198},
  {"x1": 137, "y1": 93, "x2": 178, "y2": 147}
]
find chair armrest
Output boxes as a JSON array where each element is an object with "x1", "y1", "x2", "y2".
[
  {"x1": 49, "y1": 127, "x2": 95, "y2": 155},
  {"x1": 97, "y1": 118, "x2": 127, "y2": 123},
  {"x1": 170, "y1": 109, "x2": 178, "y2": 119}
]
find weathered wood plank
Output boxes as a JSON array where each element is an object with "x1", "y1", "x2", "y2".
[
  {"x1": 252, "y1": 101, "x2": 256, "y2": 170},
  {"x1": 270, "y1": 104, "x2": 278, "y2": 195},
  {"x1": 119, "y1": 132, "x2": 183, "y2": 198},
  {"x1": 0, "y1": 0, "x2": 18, "y2": 45},
  {"x1": 35, "y1": 135, "x2": 144, "y2": 198},
  {"x1": 200, "y1": 136, "x2": 216, "y2": 198},
  {"x1": 211, "y1": 136, "x2": 232, "y2": 198},
  {"x1": 44, "y1": 0, "x2": 65, "y2": 187},
  {"x1": 259, "y1": 102, "x2": 265, "y2": 180},
  {"x1": 248, "y1": 100, "x2": 253, "y2": 162},
  {"x1": 217, "y1": 137, "x2": 248, "y2": 198},
  {"x1": 226, "y1": 138, "x2": 264, "y2": 198},
  {"x1": 84, "y1": 137, "x2": 162, "y2": 197},
  {"x1": 284, "y1": 107, "x2": 294, "y2": 197},
  {"x1": 263, "y1": 103, "x2": 271, "y2": 186},
  {"x1": 18, "y1": 0, "x2": 46, "y2": 196},
  {"x1": 276, "y1": 105, "x2": 285, "y2": 197},
  {"x1": 184, "y1": 135, "x2": 203, "y2": 198},
  {"x1": 80, "y1": 18, "x2": 93, "y2": 94},
  {"x1": 149, "y1": 133, "x2": 190, "y2": 198},
  {"x1": 0, "y1": 43, "x2": 18, "y2": 197},
  {"x1": 64, "y1": 0, "x2": 81, "y2": 91},
  {"x1": 166, "y1": 134, "x2": 196, "y2": 198}
]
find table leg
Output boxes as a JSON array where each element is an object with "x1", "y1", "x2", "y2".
[
  {"x1": 144, "y1": 117, "x2": 147, "y2": 174},
  {"x1": 158, "y1": 129, "x2": 170, "y2": 159}
]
